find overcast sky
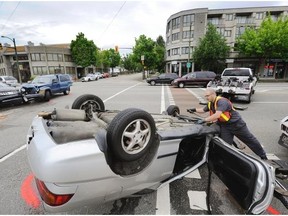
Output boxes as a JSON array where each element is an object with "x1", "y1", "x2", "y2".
[{"x1": 0, "y1": 1, "x2": 287, "y2": 55}]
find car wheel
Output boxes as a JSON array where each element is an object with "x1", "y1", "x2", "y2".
[
  {"x1": 151, "y1": 81, "x2": 156, "y2": 86},
  {"x1": 44, "y1": 90, "x2": 51, "y2": 101},
  {"x1": 63, "y1": 87, "x2": 70, "y2": 95},
  {"x1": 107, "y1": 108, "x2": 156, "y2": 161},
  {"x1": 71, "y1": 94, "x2": 105, "y2": 119},
  {"x1": 179, "y1": 82, "x2": 185, "y2": 88},
  {"x1": 166, "y1": 105, "x2": 180, "y2": 117}
]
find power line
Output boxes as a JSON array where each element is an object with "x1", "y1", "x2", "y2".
[
  {"x1": 0, "y1": 1, "x2": 21, "y2": 33},
  {"x1": 98, "y1": 1, "x2": 126, "y2": 43}
]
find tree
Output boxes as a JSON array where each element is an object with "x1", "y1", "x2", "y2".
[
  {"x1": 154, "y1": 35, "x2": 166, "y2": 73},
  {"x1": 192, "y1": 23, "x2": 230, "y2": 73},
  {"x1": 101, "y1": 49, "x2": 121, "y2": 72},
  {"x1": 132, "y1": 35, "x2": 157, "y2": 71},
  {"x1": 70, "y1": 32, "x2": 97, "y2": 68},
  {"x1": 236, "y1": 15, "x2": 288, "y2": 66}
]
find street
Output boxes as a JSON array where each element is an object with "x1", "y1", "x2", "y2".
[{"x1": 0, "y1": 73, "x2": 288, "y2": 214}]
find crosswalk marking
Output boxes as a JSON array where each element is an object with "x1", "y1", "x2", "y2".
[
  {"x1": 185, "y1": 169, "x2": 201, "y2": 179},
  {"x1": 187, "y1": 191, "x2": 208, "y2": 211}
]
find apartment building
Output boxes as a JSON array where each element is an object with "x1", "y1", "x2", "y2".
[
  {"x1": 165, "y1": 6, "x2": 288, "y2": 79},
  {"x1": 0, "y1": 42, "x2": 77, "y2": 82}
]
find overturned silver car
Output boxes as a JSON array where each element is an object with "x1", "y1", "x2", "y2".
[{"x1": 26, "y1": 94, "x2": 276, "y2": 214}]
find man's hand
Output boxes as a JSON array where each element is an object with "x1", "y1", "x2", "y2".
[
  {"x1": 196, "y1": 119, "x2": 205, "y2": 124},
  {"x1": 187, "y1": 108, "x2": 196, "y2": 113}
]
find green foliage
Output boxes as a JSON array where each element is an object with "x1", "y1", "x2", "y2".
[
  {"x1": 237, "y1": 15, "x2": 288, "y2": 60},
  {"x1": 192, "y1": 23, "x2": 230, "y2": 73},
  {"x1": 101, "y1": 49, "x2": 121, "y2": 70},
  {"x1": 132, "y1": 35, "x2": 157, "y2": 70},
  {"x1": 70, "y1": 32, "x2": 98, "y2": 68}
]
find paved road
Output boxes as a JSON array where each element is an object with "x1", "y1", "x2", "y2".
[{"x1": 0, "y1": 73, "x2": 287, "y2": 214}]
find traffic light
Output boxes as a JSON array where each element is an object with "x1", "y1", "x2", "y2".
[{"x1": 115, "y1": 45, "x2": 119, "y2": 52}]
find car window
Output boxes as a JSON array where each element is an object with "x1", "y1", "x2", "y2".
[
  {"x1": 33, "y1": 76, "x2": 53, "y2": 84},
  {"x1": 60, "y1": 75, "x2": 69, "y2": 82},
  {"x1": 190, "y1": 73, "x2": 196, "y2": 78},
  {"x1": 223, "y1": 69, "x2": 250, "y2": 76},
  {"x1": 195, "y1": 73, "x2": 206, "y2": 78},
  {"x1": 159, "y1": 74, "x2": 166, "y2": 79}
]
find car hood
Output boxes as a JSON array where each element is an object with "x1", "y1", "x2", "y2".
[
  {"x1": 0, "y1": 86, "x2": 19, "y2": 93},
  {"x1": 22, "y1": 83, "x2": 48, "y2": 88}
]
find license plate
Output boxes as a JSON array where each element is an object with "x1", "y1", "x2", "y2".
[{"x1": 278, "y1": 133, "x2": 288, "y2": 148}]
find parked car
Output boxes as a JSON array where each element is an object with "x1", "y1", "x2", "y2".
[
  {"x1": 102, "y1": 72, "x2": 110, "y2": 78},
  {"x1": 0, "y1": 82, "x2": 23, "y2": 106},
  {"x1": 81, "y1": 73, "x2": 98, "y2": 82},
  {"x1": 26, "y1": 94, "x2": 277, "y2": 213},
  {"x1": 146, "y1": 73, "x2": 179, "y2": 86},
  {"x1": 278, "y1": 115, "x2": 288, "y2": 148},
  {"x1": 172, "y1": 71, "x2": 216, "y2": 88},
  {"x1": 0, "y1": 75, "x2": 19, "y2": 87},
  {"x1": 21, "y1": 74, "x2": 72, "y2": 101},
  {"x1": 94, "y1": 72, "x2": 103, "y2": 79}
]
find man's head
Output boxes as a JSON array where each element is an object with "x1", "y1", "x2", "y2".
[{"x1": 204, "y1": 88, "x2": 217, "y2": 102}]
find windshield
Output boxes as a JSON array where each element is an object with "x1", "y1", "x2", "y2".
[
  {"x1": 32, "y1": 76, "x2": 52, "y2": 84},
  {"x1": 222, "y1": 69, "x2": 251, "y2": 76}
]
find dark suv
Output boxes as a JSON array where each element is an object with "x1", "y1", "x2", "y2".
[
  {"x1": 172, "y1": 71, "x2": 216, "y2": 88},
  {"x1": 146, "y1": 73, "x2": 179, "y2": 86}
]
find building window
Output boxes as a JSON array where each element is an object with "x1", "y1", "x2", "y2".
[
  {"x1": 236, "y1": 16, "x2": 253, "y2": 24},
  {"x1": 64, "y1": 54, "x2": 73, "y2": 62},
  {"x1": 47, "y1": 53, "x2": 63, "y2": 61},
  {"x1": 217, "y1": 27, "x2": 225, "y2": 36},
  {"x1": 183, "y1": 14, "x2": 195, "y2": 27},
  {"x1": 182, "y1": 30, "x2": 194, "y2": 39},
  {"x1": 167, "y1": 50, "x2": 171, "y2": 57},
  {"x1": 172, "y1": 48, "x2": 180, "y2": 55},
  {"x1": 31, "y1": 53, "x2": 45, "y2": 61},
  {"x1": 66, "y1": 67, "x2": 75, "y2": 74},
  {"x1": 166, "y1": 21, "x2": 171, "y2": 33},
  {"x1": 181, "y1": 46, "x2": 193, "y2": 54},
  {"x1": 171, "y1": 32, "x2": 179, "y2": 41},
  {"x1": 172, "y1": 17, "x2": 180, "y2": 30},
  {"x1": 208, "y1": 17, "x2": 219, "y2": 25},
  {"x1": 224, "y1": 30, "x2": 232, "y2": 37},
  {"x1": 0, "y1": 68, "x2": 6, "y2": 76},
  {"x1": 236, "y1": 26, "x2": 246, "y2": 38},
  {"x1": 226, "y1": 14, "x2": 233, "y2": 21},
  {"x1": 32, "y1": 66, "x2": 47, "y2": 75},
  {"x1": 255, "y1": 12, "x2": 264, "y2": 20}
]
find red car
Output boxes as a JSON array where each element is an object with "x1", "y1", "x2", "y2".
[{"x1": 102, "y1": 72, "x2": 110, "y2": 78}]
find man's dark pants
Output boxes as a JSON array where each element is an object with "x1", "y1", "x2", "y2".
[{"x1": 219, "y1": 119, "x2": 267, "y2": 158}]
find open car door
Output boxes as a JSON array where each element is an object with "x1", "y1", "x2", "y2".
[{"x1": 208, "y1": 137, "x2": 275, "y2": 214}]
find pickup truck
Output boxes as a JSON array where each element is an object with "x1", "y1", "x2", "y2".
[
  {"x1": 207, "y1": 67, "x2": 257, "y2": 103},
  {"x1": 21, "y1": 74, "x2": 72, "y2": 101}
]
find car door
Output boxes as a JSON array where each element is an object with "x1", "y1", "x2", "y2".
[
  {"x1": 208, "y1": 137, "x2": 275, "y2": 214},
  {"x1": 158, "y1": 135, "x2": 274, "y2": 214}
]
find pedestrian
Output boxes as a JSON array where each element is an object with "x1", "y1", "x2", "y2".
[{"x1": 188, "y1": 88, "x2": 268, "y2": 160}]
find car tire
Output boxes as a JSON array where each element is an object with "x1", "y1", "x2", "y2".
[
  {"x1": 63, "y1": 87, "x2": 70, "y2": 95},
  {"x1": 151, "y1": 81, "x2": 156, "y2": 86},
  {"x1": 44, "y1": 90, "x2": 51, "y2": 101},
  {"x1": 71, "y1": 94, "x2": 105, "y2": 119},
  {"x1": 179, "y1": 82, "x2": 185, "y2": 88},
  {"x1": 166, "y1": 105, "x2": 180, "y2": 117},
  {"x1": 107, "y1": 108, "x2": 156, "y2": 161}
]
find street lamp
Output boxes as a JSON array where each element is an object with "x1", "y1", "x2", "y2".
[{"x1": 1, "y1": 35, "x2": 22, "y2": 84}]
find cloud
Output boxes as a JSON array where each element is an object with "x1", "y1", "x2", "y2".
[{"x1": 0, "y1": 0, "x2": 286, "y2": 50}]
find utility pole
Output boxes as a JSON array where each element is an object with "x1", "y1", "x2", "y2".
[
  {"x1": 1, "y1": 36, "x2": 22, "y2": 84},
  {"x1": 187, "y1": 22, "x2": 192, "y2": 74}
]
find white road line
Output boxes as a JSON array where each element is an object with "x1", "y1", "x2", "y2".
[
  {"x1": 156, "y1": 85, "x2": 171, "y2": 215},
  {"x1": 166, "y1": 85, "x2": 175, "y2": 105},
  {"x1": 161, "y1": 85, "x2": 166, "y2": 113},
  {"x1": 156, "y1": 184, "x2": 171, "y2": 215},
  {"x1": 187, "y1": 191, "x2": 208, "y2": 211},
  {"x1": 103, "y1": 82, "x2": 142, "y2": 102},
  {"x1": 185, "y1": 169, "x2": 201, "y2": 179},
  {"x1": 0, "y1": 145, "x2": 26, "y2": 163}
]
